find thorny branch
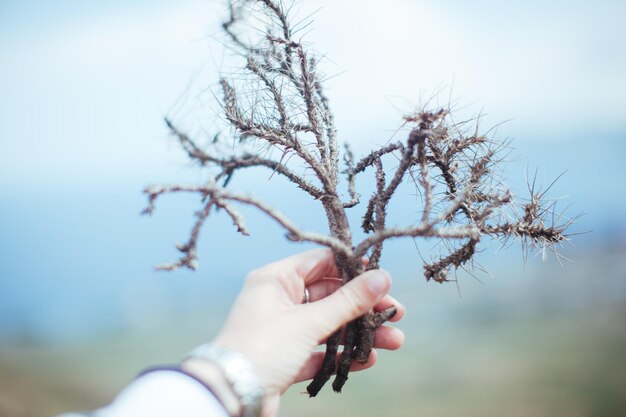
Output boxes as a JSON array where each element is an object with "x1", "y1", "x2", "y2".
[
  {"x1": 143, "y1": 182, "x2": 352, "y2": 270},
  {"x1": 144, "y1": 0, "x2": 572, "y2": 396}
]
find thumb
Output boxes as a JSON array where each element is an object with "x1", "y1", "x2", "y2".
[{"x1": 302, "y1": 269, "x2": 391, "y2": 337}]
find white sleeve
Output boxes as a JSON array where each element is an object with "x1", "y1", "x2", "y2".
[{"x1": 58, "y1": 370, "x2": 230, "y2": 417}]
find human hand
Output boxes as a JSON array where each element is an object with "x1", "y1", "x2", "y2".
[{"x1": 188, "y1": 249, "x2": 405, "y2": 417}]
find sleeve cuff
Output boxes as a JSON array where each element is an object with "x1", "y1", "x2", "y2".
[{"x1": 89, "y1": 368, "x2": 231, "y2": 417}]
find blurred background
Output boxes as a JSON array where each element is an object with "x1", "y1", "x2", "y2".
[{"x1": 1, "y1": 1, "x2": 625, "y2": 416}]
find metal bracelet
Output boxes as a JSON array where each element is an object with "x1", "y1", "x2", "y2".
[{"x1": 186, "y1": 343, "x2": 263, "y2": 417}]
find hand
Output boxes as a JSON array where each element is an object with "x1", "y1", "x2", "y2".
[{"x1": 196, "y1": 249, "x2": 405, "y2": 417}]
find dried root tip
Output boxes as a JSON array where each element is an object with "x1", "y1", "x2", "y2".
[
  {"x1": 332, "y1": 374, "x2": 348, "y2": 393},
  {"x1": 309, "y1": 306, "x2": 397, "y2": 395},
  {"x1": 306, "y1": 329, "x2": 341, "y2": 397},
  {"x1": 332, "y1": 320, "x2": 358, "y2": 393}
]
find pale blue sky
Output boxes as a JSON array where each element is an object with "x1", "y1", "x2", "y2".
[{"x1": 1, "y1": 1, "x2": 625, "y2": 342}]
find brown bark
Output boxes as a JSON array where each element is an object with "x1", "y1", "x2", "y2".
[{"x1": 305, "y1": 329, "x2": 341, "y2": 397}]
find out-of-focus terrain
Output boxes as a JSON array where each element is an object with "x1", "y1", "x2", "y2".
[{"x1": 2, "y1": 244, "x2": 624, "y2": 417}]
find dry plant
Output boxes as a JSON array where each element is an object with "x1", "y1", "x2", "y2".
[{"x1": 143, "y1": 0, "x2": 573, "y2": 396}]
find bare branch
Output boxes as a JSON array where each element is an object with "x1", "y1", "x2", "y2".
[
  {"x1": 354, "y1": 142, "x2": 403, "y2": 173},
  {"x1": 314, "y1": 73, "x2": 338, "y2": 178},
  {"x1": 165, "y1": 118, "x2": 324, "y2": 197},
  {"x1": 143, "y1": 183, "x2": 352, "y2": 259},
  {"x1": 354, "y1": 223, "x2": 480, "y2": 259},
  {"x1": 342, "y1": 143, "x2": 359, "y2": 208},
  {"x1": 153, "y1": 199, "x2": 213, "y2": 271},
  {"x1": 213, "y1": 198, "x2": 250, "y2": 236},
  {"x1": 367, "y1": 158, "x2": 387, "y2": 267},
  {"x1": 148, "y1": 0, "x2": 575, "y2": 395},
  {"x1": 246, "y1": 57, "x2": 290, "y2": 126},
  {"x1": 416, "y1": 137, "x2": 433, "y2": 223},
  {"x1": 222, "y1": 1, "x2": 259, "y2": 53},
  {"x1": 220, "y1": 78, "x2": 333, "y2": 191},
  {"x1": 424, "y1": 238, "x2": 479, "y2": 283}
]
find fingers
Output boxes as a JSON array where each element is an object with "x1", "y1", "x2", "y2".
[
  {"x1": 246, "y1": 249, "x2": 340, "y2": 304},
  {"x1": 315, "y1": 324, "x2": 404, "y2": 350},
  {"x1": 306, "y1": 278, "x2": 342, "y2": 301},
  {"x1": 292, "y1": 323, "x2": 404, "y2": 384},
  {"x1": 292, "y1": 349, "x2": 378, "y2": 384},
  {"x1": 253, "y1": 249, "x2": 340, "y2": 287},
  {"x1": 374, "y1": 294, "x2": 405, "y2": 322},
  {"x1": 307, "y1": 279, "x2": 405, "y2": 323},
  {"x1": 302, "y1": 269, "x2": 391, "y2": 338},
  {"x1": 373, "y1": 325, "x2": 404, "y2": 350},
  {"x1": 279, "y1": 248, "x2": 341, "y2": 284}
]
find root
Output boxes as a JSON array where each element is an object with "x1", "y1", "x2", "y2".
[
  {"x1": 306, "y1": 329, "x2": 341, "y2": 397},
  {"x1": 354, "y1": 306, "x2": 397, "y2": 364},
  {"x1": 307, "y1": 306, "x2": 397, "y2": 396},
  {"x1": 332, "y1": 320, "x2": 357, "y2": 393}
]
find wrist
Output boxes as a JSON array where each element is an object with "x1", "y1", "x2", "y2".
[
  {"x1": 182, "y1": 358, "x2": 242, "y2": 417},
  {"x1": 183, "y1": 343, "x2": 264, "y2": 417}
]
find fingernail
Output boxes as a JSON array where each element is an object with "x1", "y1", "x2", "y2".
[{"x1": 367, "y1": 271, "x2": 389, "y2": 294}]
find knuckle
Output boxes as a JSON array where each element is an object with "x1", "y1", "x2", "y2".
[
  {"x1": 336, "y1": 284, "x2": 367, "y2": 318},
  {"x1": 245, "y1": 264, "x2": 293, "y2": 291},
  {"x1": 244, "y1": 268, "x2": 265, "y2": 285}
]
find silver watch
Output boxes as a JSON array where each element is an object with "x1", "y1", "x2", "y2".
[{"x1": 186, "y1": 343, "x2": 263, "y2": 417}]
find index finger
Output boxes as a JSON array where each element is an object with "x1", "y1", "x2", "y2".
[{"x1": 277, "y1": 248, "x2": 341, "y2": 284}]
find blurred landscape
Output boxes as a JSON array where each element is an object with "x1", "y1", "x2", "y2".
[
  {"x1": 1, "y1": 243, "x2": 625, "y2": 417},
  {"x1": 1, "y1": 1, "x2": 625, "y2": 416}
]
